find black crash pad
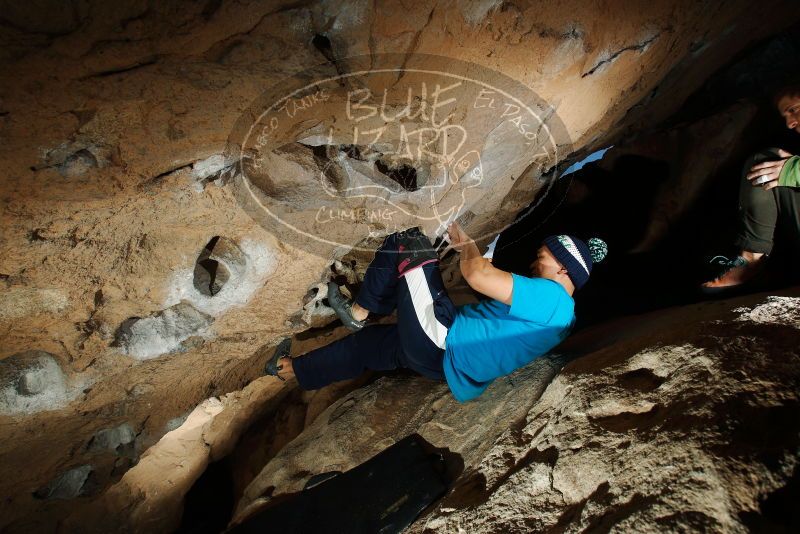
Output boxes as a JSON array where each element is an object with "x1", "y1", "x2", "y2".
[{"x1": 229, "y1": 433, "x2": 450, "y2": 534}]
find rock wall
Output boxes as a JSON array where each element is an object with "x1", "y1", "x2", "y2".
[
  {"x1": 1, "y1": 0, "x2": 799, "y2": 531},
  {"x1": 233, "y1": 289, "x2": 800, "y2": 532}
]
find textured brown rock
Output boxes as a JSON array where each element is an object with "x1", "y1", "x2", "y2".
[
  {"x1": 62, "y1": 380, "x2": 279, "y2": 533},
  {"x1": 1, "y1": 0, "x2": 799, "y2": 531},
  {"x1": 233, "y1": 289, "x2": 800, "y2": 532}
]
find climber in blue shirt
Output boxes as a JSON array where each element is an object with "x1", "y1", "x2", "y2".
[{"x1": 264, "y1": 223, "x2": 607, "y2": 403}]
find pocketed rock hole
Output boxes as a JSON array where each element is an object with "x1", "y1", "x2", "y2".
[
  {"x1": 34, "y1": 465, "x2": 93, "y2": 500},
  {"x1": 112, "y1": 302, "x2": 214, "y2": 360},
  {"x1": 375, "y1": 158, "x2": 419, "y2": 191},
  {"x1": 87, "y1": 423, "x2": 138, "y2": 459},
  {"x1": 59, "y1": 149, "x2": 98, "y2": 177},
  {"x1": 194, "y1": 236, "x2": 233, "y2": 296},
  {"x1": 311, "y1": 33, "x2": 335, "y2": 63},
  {"x1": 0, "y1": 350, "x2": 70, "y2": 415}
]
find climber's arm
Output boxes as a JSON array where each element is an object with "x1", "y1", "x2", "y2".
[{"x1": 448, "y1": 222, "x2": 513, "y2": 305}]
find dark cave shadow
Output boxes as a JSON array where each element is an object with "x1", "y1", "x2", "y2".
[
  {"x1": 226, "y1": 433, "x2": 462, "y2": 534},
  {"x1": 494, "y1": 128, "x2": 800, "y2": 331}
]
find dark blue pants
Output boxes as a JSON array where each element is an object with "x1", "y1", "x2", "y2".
[{"x1": 292, "y1": 233, "x2": 457, "y2": 390}]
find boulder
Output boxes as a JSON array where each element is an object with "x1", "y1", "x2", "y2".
[{"x1": 233, "y1": 289, "x2": 800, "y2": 532}]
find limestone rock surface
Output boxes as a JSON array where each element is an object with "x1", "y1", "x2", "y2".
[
  {"x1": 233, "y1": 289, "x2": 800, "y2": 532},
  {"x1": 1, "y1": 0, "x2": 799, "y2": 530}
]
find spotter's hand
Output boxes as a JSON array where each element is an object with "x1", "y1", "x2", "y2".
[{"x1": 746, "y1": 149, "x2": 792, "y2": 191}]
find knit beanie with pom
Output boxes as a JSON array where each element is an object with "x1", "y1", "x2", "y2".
[{"x1": 541, "y1": 235, "x2": 608, "y2": 290}]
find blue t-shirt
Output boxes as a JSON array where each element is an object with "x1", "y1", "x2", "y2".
[{"x1": 442, "y1": 274, "x2": 575, "y2": 402}]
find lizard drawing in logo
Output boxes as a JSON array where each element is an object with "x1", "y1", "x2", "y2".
[{"x1": 312, "y1": 125, "x2": 484, "y2": 235}]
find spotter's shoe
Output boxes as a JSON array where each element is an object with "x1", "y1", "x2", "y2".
[
  {"x1": 700, "y1": 255, "x2": 766, "y2": 295},
  {"x1": 326, "y1": 281, "x2": 366, "y2": 331}
]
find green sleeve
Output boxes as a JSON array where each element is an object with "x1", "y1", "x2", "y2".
[{"x1": 778, "y1": 156, "x2": 800, "y2": 187}]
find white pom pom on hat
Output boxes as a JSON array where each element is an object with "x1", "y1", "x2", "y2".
[{"x1": 587, "y1": 237, "x2": 608, "y2": 263}]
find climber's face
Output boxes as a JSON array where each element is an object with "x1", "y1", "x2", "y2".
[
  {"x1": 777, "y1": 93, "x2": 800, "y2": 133},
  {"x1": 529, "y1": 245, "x2": 565, "y2": 280}
]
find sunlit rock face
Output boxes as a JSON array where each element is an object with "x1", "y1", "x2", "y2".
[{"x1": 1, "y1": 0, "x2": 799, "y2": 531}]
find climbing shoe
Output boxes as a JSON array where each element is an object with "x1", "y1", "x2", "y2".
[
  {"x1": 326, "y1": 281, "x2": 366, "y2": 331},
  {"x1": 397, "y1": 227, "x2": 438, "y2": 277},
  {"x1": 265, "y1": 337, "x2": 292, "y2": 380},
  {"x1": 700, "y1": 255, "x2": 766, "y2": 295}
]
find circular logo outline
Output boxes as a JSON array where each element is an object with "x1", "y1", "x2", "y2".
[{"x1": 227, "y1": 53, "x2": 573, "y2": 256}]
